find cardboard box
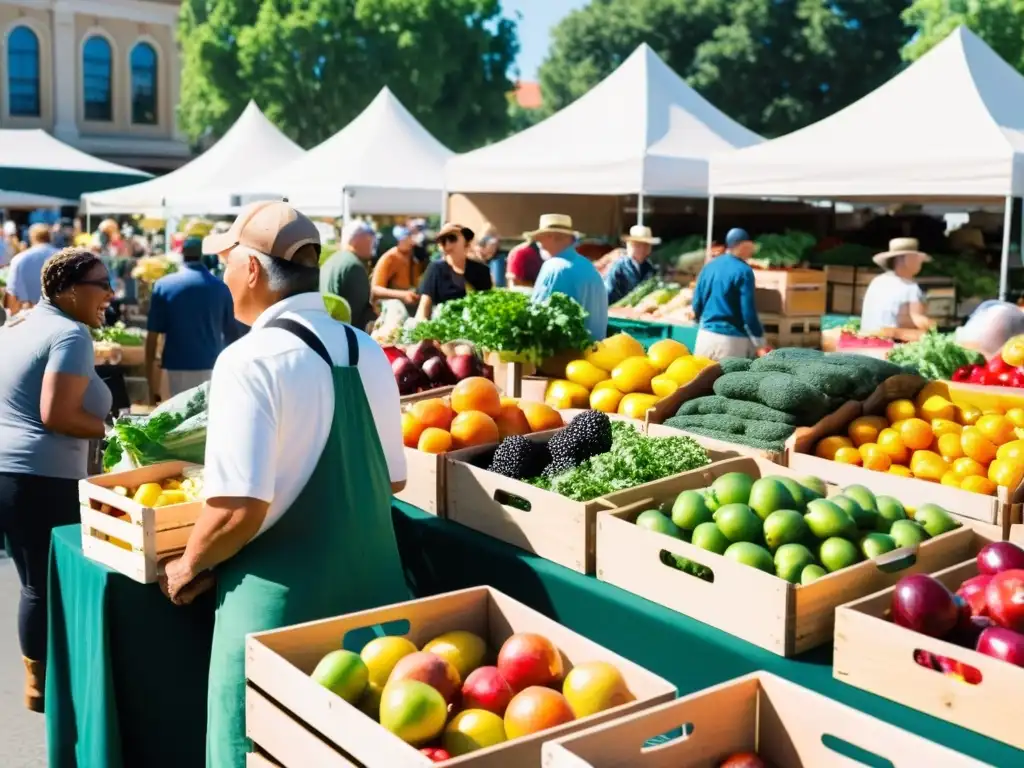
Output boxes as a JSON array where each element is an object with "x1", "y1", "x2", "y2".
[
  {"x1": 79, "y1": 461, "x2": 202, "y2": 584},
  {"x1": 245, "y1": 586, "x2": 676, "y2": 767},
  {"x1": 543, "y1": 671, "x2": 985, "y2": 767},
  {"x1": 835, "y1": 557, "x2": 1024, "y2": 749},
  {"x1": 595, "y1": 457, "x2": 989, "y2": 656},
  {"x1": 753, "y1": 268, "x2": 827, "y2": 316}
]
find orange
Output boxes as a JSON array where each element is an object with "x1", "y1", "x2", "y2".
[
  {"x1": 417, "y1": 427, "x2": 453, "y2": 454},
  {"x1": 518, "y1": 402, "x2": 564, "y2": 432},
  {"x1": 900, "y1": 419, "x2": 934, "y2": 451},
  {"x1": 890, "y1": 419, "x2": 908, "y2": 433},
  {"x1": 848, "y1": 416, "x2": 888, "y2": 447},
  {"x1": 834, "y1": 446, "x2": 863, "y2": 465},
  {"x1": 910, "y1": 450, "x2": 946, "y2": 482},
  {"x1": 449, "y1": 411, "x2": 500, "y2": 449},
  {"x1": 988, "y1": 458, "x2": 1024, "y2": 489},
  {"x1": 410, "y1": 398, "x2": 455, "y2": 431},
  {"x1": 495, "y1": 404, "x2": 532, "y2": 437},
  {"x1": 984, "y1": 406, "x2": 1006, "y2": 416},
  {"x1": 815, "y1": 436, "x2": 854, "y2": 460},
  {"x1": 886, "y1": 399, "x2": 917, "y2": 424},
  {"x1": 957, "y1": 405, "x2": 983, "y2": 426},
  {"x1": 876, "y1": 429, "x2": 909, "y2": 464},
  {"x1": 940, "y1": 471, "x2": 962, "y2": 488},
  {"x1": 930, "y1": 419, "x2": 962, "y2": 438},
  {"x1": 451, "y1": 377, "x2": 502, "y2": 418},
  {"x1": 402, "y1": 412, "x2": 426, "y2": 448},
  {"x1": 889, "y1": 465, "x2": 913, "y2": 478},
  {"x1": 500, "y1": 396, "x2": 519, "y2": 407},
  {"x1": 997, "y1": 440, "x2": 1024, "y2": 462},
  {"x1": 961, "y1": 427, "x2": 997, "y2": 464},
  {"x1": 976, "y1": 414, "x2": 1016, "y2": 446},
  {"x1": 937, "y1": 432, "x2": 964, "y2": 461},
  {"x1": 960, "y1": 475, "x2": 997, "y2": 496},
  {"x1": 918, "y1": 395, "x2": 956, "y2": 422},
  {"x1": 952, "y1": 457, "x2": 987, "y2": 479},
  {"x1": 1007, "y1": 407, "x2": 1024, "y2": 429},
  {"x1": 862, "y1": 450, "x2": 891, "y2": 472}
]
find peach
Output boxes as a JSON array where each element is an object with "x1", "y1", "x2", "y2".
[
  {"x1": 388, "y1": 651, "x2": 462, "y2": 705},
  {"x1": 461, "y1": 665, "x2": 514, "y2": 717},
  {"x1": 503, "y1": 686, "x2": 575, "y2": 739},
  {"x1": 497, "y1": 633, "x2": 564, "y2": 692}
]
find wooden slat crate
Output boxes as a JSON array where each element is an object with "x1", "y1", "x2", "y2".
[
  {"x1": 79, "y1": 461, "x2": 202, "y2": 583},
  {"x1": 245, "y1": 587, "x2": 676, "y2": 767},
  {"x1": 760, "y1": 314, "x2": 821, "y2": 349},
  {"x1": 824, "y1": 265, "x2": 878, "y2": 315},
  {"x1": 753, "y1": 268, "x2": 826, "y2": 316},
  {"x1": 543, "y1": 672, "x2": 985, "y2": 767},
  {"x1": 395, "y1": 387, "x2": 457, "y2": 517}
]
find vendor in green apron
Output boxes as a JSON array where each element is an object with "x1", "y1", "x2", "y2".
[{"x1": 159, "y1": 201, "x2": 409, "y2": 768}]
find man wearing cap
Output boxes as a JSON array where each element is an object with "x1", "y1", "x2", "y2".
[
  {"x1": 529, "y1": 214, "x2": 608, "y2": 341},
  {"x1": 604, "y1": 225, "x2": 660, "y2": 305},
  {"x1": 860, "y1": 238, "x2": 934, "y2": 335},
  {"x1": 506, "y1": 239, "x2": 544, "y2": 293},
  {"x1": 691, "y1": 228, "x2": 767, "y2": 360},
  {"x1": 320, "y1": 219, "x2": 377, "y2": 330},
  {"x1": 370, "y1": 225, "x2": 423, "y2": 313},
  {"x1": 158, "y1": 201, "x2": 408, "y2": 768},
  {"x1": 145, "y1": 237, "x2": 239, "y2": 399}
]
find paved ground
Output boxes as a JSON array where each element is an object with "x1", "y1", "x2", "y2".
[{"x1": 0, "y1": 552, "x2": 47, "y2": 767}]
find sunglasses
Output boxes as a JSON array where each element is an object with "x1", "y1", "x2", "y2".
[
  {"x1": 78, "y1": 278, "x2": 112, "y2": 290},
  {"x1": 438, "y1": 234, "x2": 459, "y2": 245}
]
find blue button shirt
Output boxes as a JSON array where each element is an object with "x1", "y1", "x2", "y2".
[
  {"x1": 6, "y1": 243, "x2": 58, "y2": 304},
  {"x1": 532, "y1": 248, "x2": 608, "y2": 341},
  {"x1": 691, "y1": 253, "x2": 764, "y2": 339},
  {"x1": 604, "y1": 255, "x2": 654, "y2": 305},
  {"x1": 147, "y1": 262, "x2": 239, "y2": 370}
]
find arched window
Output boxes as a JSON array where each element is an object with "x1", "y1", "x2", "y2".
[
  {"x1": 82, "y1": 36, "x2": 112, "y2": 121},
  {"x1": 8, "y1": 26, "x2": 40, "y2": 117},
  {"x1": 130, "y1": 42, "x2": 157, "y2": 125}
]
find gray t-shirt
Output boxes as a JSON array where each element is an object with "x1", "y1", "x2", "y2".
[{"x1": 0, "y1": 301, "x2": 112, "y2": 479}]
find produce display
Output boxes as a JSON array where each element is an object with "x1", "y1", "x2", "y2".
[
  {"x1": 952, "y1": 334, "x2": 1024, "y2": 387},
  {"x1": 665, "y1": 348, "x2": 909, "y2": 453},
  {"x1": 401, "y1": 377, "x2": 564, "y2": 454},
  {"x1": 480, "y1": 413, "x2": 710, "y2": 502},
  {"x1": 748, "y1": 230, "x2": 815, "y2": 269},
  {"x1": 405, "y1": 290, "x2": 592, "y2": 366},
  {"x1": 811, "y1": 390, "x2": 1024, "y2": 494},
  {"x1": 383, "y1": 340, "x2": 492, "y2": 396},
  {"x1": 633, "y1": 473, "x2": 960, "y2": 583},
  {"x1": 893, "y1": 542, "x2": 1024, "y2": 680},
  {"x1": 547, "y1": 334, "x2": 714, "y2": 418},
  {"x1": 96, "y1": 470, "x2": 204, "y2": 514},
  {"x1": 309, "y1": 629, "x2": 633, "y2": 758},
  {"x1": 130, "y1": 255, "x2": 177, "y2": 283},
  {"x1": 103, "y1": 383, "x2": 209, "y2": 470},
  {"x1": 91, "y1": 321, "x2": 145, "y2": 347},
  {"x1": 886, "y1": 329, "x2": 983, "y2": 382},
  {"x1": 608, "y1": 277, "x2": 694, "y2": 322}
]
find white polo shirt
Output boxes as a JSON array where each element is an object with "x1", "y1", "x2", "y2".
[{"x1": 203, "y1": 293, "x2": 406, "y2": 536}]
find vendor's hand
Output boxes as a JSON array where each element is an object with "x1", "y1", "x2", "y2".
[
  {"x1": 401, "y1": 290, "x2": 418, "y2": 305},
  {"x1": 159, "y1": 556, "x2": 210, "y2": 605}
]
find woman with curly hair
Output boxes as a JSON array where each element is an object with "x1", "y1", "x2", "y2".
[{"x1": 0, "y1": 247, "x2": 113, "y2": 712}]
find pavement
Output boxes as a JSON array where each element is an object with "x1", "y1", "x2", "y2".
[{"x1": 0, "y1": 552, "x2": 47, "y2": 767}]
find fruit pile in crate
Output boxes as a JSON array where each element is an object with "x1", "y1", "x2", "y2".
[
  {"x1": 115, "y1": 470, "x2": 204, "y2": 510},
  {"x1": 383, "y1": 340, "x2": 493, "y2": 397},
  {"x1": 950, "y1": 333, "x2": 1024, "y2": 387}
]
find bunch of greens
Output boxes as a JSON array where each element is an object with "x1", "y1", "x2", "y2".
[
  {"x1": 533, "y1": 421, "x2": 710, "y2": 501},
  {"x1": 808, "y1": 243, "x2": 876, "y2": 267},
  {"x1": 922, "y1": 255, "x2": 999, "y2": 300},
  {"x1": 649, "y1": 235, "x2": 704, "y2": 269},
  {"x1": 612, "y1": 277, "x2": 659, "y2": 307},
  {"x1": 405, "y1": 289, "x2": 592, "y2": 364},
  {"x1": 887, "y1": 329, "x2": 984, "y2": 381},
  {"x1": 750, "y1": 231, "x2": 816, "y2": 268},
  {"x1": 103, "y1": 383, "x2": 208, "y2": 470},
  {"x1": 91, "y1": 322, "x2": 145, "y2": 346}
]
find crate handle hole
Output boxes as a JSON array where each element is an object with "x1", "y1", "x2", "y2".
[
  {"x1": 912, "y1": 649, "x2": 982, "y2": 685},
  {"x1": 659, "y1": 551, "x2": 714, "y2": 583},
  {"x1": 639, "y1": 722, "x2": 694, "y2": 753},
  {"x1": 821, "y1": 734, "x2": 893, "y2": 767},
  {"x1": 494, "y1": 490, "x2": 531, "y2": 512},
  {"x1": 342, "y1": 619, "x2": 412, "y2": 652},
  {"x1": 872, "y1": 548, "x2": 917, "y2": 573}
]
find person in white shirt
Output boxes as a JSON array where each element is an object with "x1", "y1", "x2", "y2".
[
  {"x1": 157, "y1": 201, "x2": 409, "y2": 768},
  {"x1": 860, "y1": 238, "x2": 935, "y2": 335}
]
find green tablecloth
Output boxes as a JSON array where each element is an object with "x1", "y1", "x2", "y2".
[
  {"x1": 46, "y1": 506, "x2": 1021, "y2": 766},
  {"x1": 606, "y1": 317, "x2": 698, "y2": 352}
]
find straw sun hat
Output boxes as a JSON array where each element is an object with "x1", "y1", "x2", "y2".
[
  {"x1": 622, "y1": 225, "x2": 661, "y2": 245},
  {"x1": 872, "y1": 237, "x2": 931, "y2": 269},
  {"x1": 522, "y1": 213, "x2": 582, "y2": 240}
]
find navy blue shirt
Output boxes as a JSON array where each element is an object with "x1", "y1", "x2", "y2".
[
  {"x1": 604, "y1": 255, "x2": 654, "y2": 305},
  {"x1": 691, "y1": 253, "x2": 764, "y2": 339},
  {"x1": 147, "y1": 262, "x2": 239, "y2": 370}
]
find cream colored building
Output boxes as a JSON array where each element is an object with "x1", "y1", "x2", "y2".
[{"x1": 0, "y1": 0, "x2": 189, "y2": 172}]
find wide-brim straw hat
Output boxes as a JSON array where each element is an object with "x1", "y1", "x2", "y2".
[
  {"x1": 523, "y1": 213, "x2": 582, "y2": 240},
  {"x1": 872, "y1": 237, "x2": 931, "y2": 268},
  {"x1": 622, "y1": 224, "x2": 661, "y2": 245}
]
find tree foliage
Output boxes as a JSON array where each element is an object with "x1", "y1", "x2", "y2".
[
  {"x1": 538, "y1": 0, "x2": 914, "y2": 138},
  {"x1": 902, "y1": 0, "x2": 1024, "y2": 72},
  {"x1": 177, "y1": 0, "x2": 518, "y2": 151}
]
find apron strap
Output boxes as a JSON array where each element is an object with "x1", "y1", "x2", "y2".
[{"x1": 266, "y1": 317, "x2": 360, "y2": 368}]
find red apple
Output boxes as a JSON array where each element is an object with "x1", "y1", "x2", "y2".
[
  {"x1": 461, "y1": 665, "x2": 514, "y2": 716},
  {"x1": 977, "y1": 542, "x2": 1024, "y2": 575},
  {"x1": 497, "y1": 633, "x2": 564, "y2": 692},
  {"x1": 389, "y1": 652, "x2": 462, "y2": 705},
  {"x1": 719, "y1": 754, "x2": 768, "y2": 768},
  {"x1": 949, "y1": 615, "x2": 995, "y2": 649},
  {"x1": 408, "y1": 341, "x2": 442, "y2": 367},
  {"x1": 381, "y1": 346, "x2": 407, "y2": 364},
  {"x1": 976, "y1": 626, "x2": 1024, "y2": 668},
  {"x1": 956, "y1": 574, "x2": 993, "y2": 616},
  {"x1": 890, "y1": 574, "x2": 959, "y2": 639},
  {"x1": 985, "y1": 569, "x2": 1024, "y2": 632}
]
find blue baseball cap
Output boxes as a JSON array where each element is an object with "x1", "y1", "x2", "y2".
[
  {"x1": 392, "y1": 225, "x2": 411, "y2": 241},
  {"x1": 725, "y1": 228, "x2": 751, "y2": 248}
]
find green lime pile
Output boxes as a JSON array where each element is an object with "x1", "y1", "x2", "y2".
[{"x1": 634, "y1": 473, "x2": 962, "y2": 584}]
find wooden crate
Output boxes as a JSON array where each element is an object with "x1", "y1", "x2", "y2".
[
  {"x1": 245, "y1": 586, "x2": 676, "y2": 767},
  {"x1": 395, "y1": 387, "x2": 457, "y2": 517},
  {"x1": 444, "y1": 429, "x2": 733, "y2": 574},
  {"x1": 543, "y1": 671, "x2": 985, "y2": 767},
  {"x1": 642, "y1": 363, "x2": 722, "y2": 426},
  {"x1": 824, "y1": 265, "x2": 878, "y2": 315},
  {"x1": 835, "y1": 558, "x2": 1024, "y2": 749},
  {"x1": 760, "y1": 314, "x2": 821, "y2": 349},
  {"x1": 595, "y1": 457, "x2": 989, "y2": 656},
  {"x1": 79, "y1": 461, "x2": 202, "y2": 584},
  {"x1": 753, "y1": 268, "x2": 827, "y2": 317}
]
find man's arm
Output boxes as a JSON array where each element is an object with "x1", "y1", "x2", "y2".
[
  {"x1": 40, "y1": 332, "x2": 107, "y2": 438},
  {"x1": 738, "y1": 269, "x2": 766, "y2": 343},
  {"x1": 690, "y1": 272, "x2": 706, "y2": 322},
  {"x1": 145, "y1": 289, "x2": 167, "y2": 402},
  {"x1": 908, "y1": 301, "x2": 934, "y2": 330},
  {"x1": 178, "y1": 495, "x2": 268, "y2": 576},
  {"x1": 371, "y1": 254, "x2": 417, "y2": 303}
]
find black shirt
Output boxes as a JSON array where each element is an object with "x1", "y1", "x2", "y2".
[{"x1": 419, "y1": 259, "x2": 493, "y2": 307}]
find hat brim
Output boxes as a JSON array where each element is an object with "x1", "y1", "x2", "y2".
[
  {"x1": 522, "y1": 227, "x2": 583, "y2": 240},
  {"x1": 872, "y1": 250, "x2": 931, "y2": 268},
  {"x1": 436, "y1": 226, "x2": 474, "y2": 243},
  {"x1": 202, "y1": 230, "x2": 235, "y2": 255},
  {"x1": 622, "y1": 235, "x2": 662, "y2": 245}
]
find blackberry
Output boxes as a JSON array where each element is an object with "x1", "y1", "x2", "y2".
[
  {"x1": 567, "y1": 410, "x2": 612, "y2": 457},
  {"x1": 488, "y1": 436, "x2": 547, "y2": 480},
  {"x1": 542, "y1": 456, "x2": 576, "y2": 479},
  {"x1": 547, "y1": 427, "x2": 591, "y2": 468}
]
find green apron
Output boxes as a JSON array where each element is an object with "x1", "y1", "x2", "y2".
[{"x1": 205, "y1": 318, "x2": 410, "y2": 768}]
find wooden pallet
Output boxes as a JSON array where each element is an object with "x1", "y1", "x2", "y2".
[{"x1": 759, "y1": 314, "x2": 821, "y2": 349}]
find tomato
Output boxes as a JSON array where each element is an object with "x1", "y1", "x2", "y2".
[
  {"x1": 985, "y1": 570, "x2": 1024, "y2": 632},
  {"x1": 952, "y1": 365, "x2": 976, "y2": 382},
  {"x1": 969, "y1": 366, "x2": 989, "y2": 384},
  {"x1": 996, "y1": 371, "x2": 1016, "y2": 388},
  {"x1": 988, "y1": 355, "x2": 1012, "y2": 375}
]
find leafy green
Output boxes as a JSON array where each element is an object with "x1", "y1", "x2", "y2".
[
  {"x1": 405, "y1": 289, "x2": 592, "y2": 364},
  {"x1": 103, "y1": 383, "x2": 209, "y2": 470},
  {"x1": 91, "y1": 322, "x2": 145, "y2": 346},
  {"x1": 887, "y1": 329, "x2": 984, "y2": 381},
  {"x1": 750, "y1": 231, "x2": 816, "y2": 268}
]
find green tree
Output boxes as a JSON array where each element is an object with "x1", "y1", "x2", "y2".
[
  {"x1": 902, "y1": 0, "x2": 1024, "y2": 71},
  {"x1": 178, "y1": 0, "x2": 518, "y2": 151},
  {"x1": 538, "y1": 0, "x2": 913, "y2": 138}
]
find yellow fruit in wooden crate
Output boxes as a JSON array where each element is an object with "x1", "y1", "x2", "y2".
[
  {"x1": 618, "y1": 393, "x2": 659, "y2": 419},
  {"x1": 154, "y1": 490, "x2": 188, "y2": 507},
  {"x1": 112, "y1": 486, "x2": 128, "y2": 496},
  {"x1": 544, "y1": 379, "x2": 590, "y2": 409},
  {"x1": 976, "y1": 414, "x2": 1016, "y2": 446},
  {"x1": 997, "y1": 440, "x2": 1024, "y2": 462},
  {"x1": 886, "y1": 399, "x2": 917, "y2": 424},
  {"x1": 565, "y1": 359, "x2": 610, "y2": 391},
  {"x1": 590, "y1": 386, "x2": 624, "y2": 414},
  {"x1": 132, "y1": 483, "x2": 163, "y2": 508},
  {"x1": 650, "y1": 374, "x2": 680, "y2": 398},
  {"x1": 988, "y1": 458, "x2": 1024, "y2": 489},
  {"x1": 584, "y1": 333, "x2": 644, "y2": 372},
  {"x1": 665, "y1": 356, "x2": 703, "y2": 386},
  {"x1": 960, "y1": 475, "x2": 997, "y2": 495},
  {"x1": 162, "y1": 479, "x2": 182, "y2": 491},
  {"x1": 930, "y1": 419, "x2": 961, "y2": 438},
  {"x1": 815, "y1": 435, "x2": 853, "y2": 460},
  {"x1": 611, "y1": 356, "x2": 658, "y2": 394},
  {"x1": 1007, "y1": 407, "x2": 1024, "y2": 429},
  {"x1": 918, "y1": 395, "x2": 956, "y2": 422},
  {"x1": 848, "y1": 416, "x2": 887, "y2": 447},
  {"x1": 646, "y1": 339, "x2": 689, "y2": 371},
  {"x1": 592, "y1": 379, "x2": 620, "y2": 393},
  {"x1": 690, "y1": 356, "x2": 714, "y2": 369},
  {"x1": 957, "y1": 405, "x2": 982, "y2": 426}
]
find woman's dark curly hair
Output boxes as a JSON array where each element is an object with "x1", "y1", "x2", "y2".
[{"x1": 41, "y1": 248, "x2": 102, "y2": 300}]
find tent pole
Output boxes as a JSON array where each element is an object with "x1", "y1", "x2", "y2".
[
  {"x1": 705, "y1": 196, "x2": 715, "y2": 258},
  {"x1": 1000, "y1": 195, "x2": 1013, "y2": 301},
  {"x1": 342, "y1": 188, "x2": 350, "y2": 229},
  {"x1": 440, "y1": 186, "x2": 447, "y2": 222},
  {"x1": 637, "y1": 193, "x2": 645, "y2": 226}
]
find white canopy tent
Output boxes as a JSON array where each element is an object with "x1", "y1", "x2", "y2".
[
  {"x1": 444, "y1": 43, "x2": 763, "y2": 219},
  {"x1": 81, "y1": 101, "x2": 303, "y2": 215},
  {"x1": 230, "y1": 87, "x2": 453, "y2": 218},
  {"x1": 710, "y1": 26, "x2": 1024, "y2": 298}
]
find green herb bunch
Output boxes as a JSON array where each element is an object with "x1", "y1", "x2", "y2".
[{"x1": 887, "y1": 329, "x2": 983, "y2": 381}]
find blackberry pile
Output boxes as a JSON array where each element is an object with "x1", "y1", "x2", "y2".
[
  {"x1": 488, "y1": 435, "x2": 549, "y2": 480},
  {"x1": 541, "y1": 410, "x2": 613, "y2": 478}
]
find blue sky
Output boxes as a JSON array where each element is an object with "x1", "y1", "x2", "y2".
[{"x1": 504, "y1": 0, "x2": 588, "y2": 80}]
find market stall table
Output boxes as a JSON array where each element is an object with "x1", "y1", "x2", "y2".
[
  {"x1": 46, "y1": 505, "x2": 1022, "y2": 767},
  {"x1": 606, "y1": 316, "x2": 698, "y2": 351}
]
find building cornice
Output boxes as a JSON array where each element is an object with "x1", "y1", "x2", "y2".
[{"x1": 10, "y1": 0, "x2": 180, "y2": 27}]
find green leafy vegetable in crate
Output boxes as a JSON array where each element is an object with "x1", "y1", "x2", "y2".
[
  {"x1": 887, "y1": 329, "x2": 984, "y2": 381},
  {"x1": 749, "y1": 231, "x2": 816, "y2": 268},
  {"x1": 91, "y1": 322, "x2": 145, "y2": 346},
  {"x1": 103, "y1": 383, "x2": 208, "y2": 470}
]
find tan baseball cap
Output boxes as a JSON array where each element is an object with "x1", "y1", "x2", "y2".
[{"x1": 203, "y1": 200, "x2": 321, "y2": 268}]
